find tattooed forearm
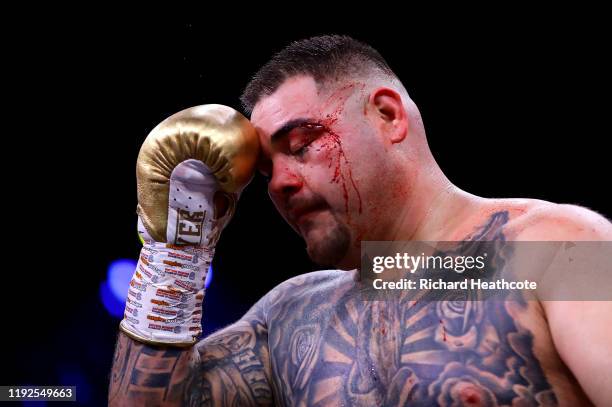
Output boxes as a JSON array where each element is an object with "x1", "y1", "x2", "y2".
[
  {"x1": 196, "y1": 320, "x2": 273, "y2": 406},
  {"x1": 109, "y1": 312, "x2": 273, "y2": 406},
  {"x1": 109, "y1": 331, "x2": 201, "y2": 406}
]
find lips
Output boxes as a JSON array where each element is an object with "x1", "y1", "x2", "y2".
[
  {"x1": 287, "y1": 201, "x2": 327, "y2": 226},
  {"x1": 290, "y1": 206, "x2": 320, "y2": 225}
]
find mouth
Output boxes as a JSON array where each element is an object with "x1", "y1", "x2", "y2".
[
  {"x1": 287, "y1": 202, "x2": 327, "y2": 228},
  {"x1": 295, "y1": 208, "x2": 324, "y2": 227}
]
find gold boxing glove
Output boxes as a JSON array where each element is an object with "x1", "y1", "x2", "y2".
[
  {"x1": 137, "y1": 104, "x2": 259, "y2": 244},
  {"x1": 120, "y1": 104, "x2": 259, "y2": 346}
]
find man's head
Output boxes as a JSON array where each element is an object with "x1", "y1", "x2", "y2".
[{"x1": 242, "y1": 35, "x2": 432, "y2": 269}]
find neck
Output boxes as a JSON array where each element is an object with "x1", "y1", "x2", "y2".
[{"x1": 389, "y1": 161, "x2": 481, "y2": 242}]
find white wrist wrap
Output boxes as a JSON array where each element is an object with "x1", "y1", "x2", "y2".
[
  {"x1": 120, "y1": 159, "x2": 234, "y2": 346},
  {"x1": 120, "y1": 242, "x2": 211, "y2": 344}
]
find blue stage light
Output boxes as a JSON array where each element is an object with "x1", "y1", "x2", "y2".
[
  {"x1": 100, "y1": 280, "x2": 125, "y2": 319},
  {"x1": 57, "y1": 366, "x2": 91, "y2": 405},
  {"x1": 107, "y1": 259, "x2": 137, "y2": 302},
  {"x1": 205, "y1": 265, "x2": 213, "y2": 288},
  {"x1": 21, "y1": 385, "x2": 47, "y2": 407}
]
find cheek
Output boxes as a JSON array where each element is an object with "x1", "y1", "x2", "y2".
[
  {"x1": 343, "y1": 138, "x2": 405, "y2": 240},
  {"x1": 306, "y1": 130, "x2": 364, "y2": 222},
  {"x1": 312, "y1": 133, "x2": 341, "y2": 173}
]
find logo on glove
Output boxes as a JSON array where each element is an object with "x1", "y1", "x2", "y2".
[{"x1": 174, "y1": 209, "x2": 205, "y2": 245}]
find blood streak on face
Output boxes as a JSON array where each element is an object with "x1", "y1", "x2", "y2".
[
  {"x1": 312, "y1": 83, "x2": 367, "y2": 224},
  {"x1": 315, "y1": 125, "x2": 362, "y2": 222}
]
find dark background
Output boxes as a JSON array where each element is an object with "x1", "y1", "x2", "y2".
[{"x1": 5, "y1": 13, "x2": 610, "y2": 406}]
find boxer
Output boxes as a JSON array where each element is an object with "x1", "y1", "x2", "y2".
[{"x1": 109, "y1": 36, "x2": 612, "y2": 406}]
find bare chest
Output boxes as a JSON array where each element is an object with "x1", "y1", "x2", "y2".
[{"x1": 267, "y1": 296, "x2": 560, "y2": 406}]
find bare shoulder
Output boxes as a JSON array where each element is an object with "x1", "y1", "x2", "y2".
[
  {"x1": 256, "y1": 269, "x2": 352, "y2": 321},
  {"x1": 491, "y1": 198, "x2": 612, "y2": 240}
]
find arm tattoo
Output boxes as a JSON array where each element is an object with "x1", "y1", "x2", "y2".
[
  {"x1": 109, "y1": 331, "x2": 201, "y2": 406},
  {"x1": 109, "y1": 310, "x2": 273, "y2": 406},
  {"x1": 196, "y1": 319, "x2": 273, "y2": 406}
]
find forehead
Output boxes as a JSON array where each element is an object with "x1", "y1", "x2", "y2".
[{"x1": 251, "y1": 75, "x2": 321, "y2": 140}]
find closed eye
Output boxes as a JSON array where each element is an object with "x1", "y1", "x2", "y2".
[{"x1": 289, "y1": 123, "x2": 326, "y2": 156}]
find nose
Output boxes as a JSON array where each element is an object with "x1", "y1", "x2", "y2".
[{"x1": 268, "y1": 158, "x2": 304, "y2": 200}]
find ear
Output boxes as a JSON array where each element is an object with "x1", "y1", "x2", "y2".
[{"x1": 368, "y1": 87, "x2": 408, "y2": 144}]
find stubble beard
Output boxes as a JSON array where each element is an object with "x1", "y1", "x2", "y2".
[{"x1": 302, "y1": 210, "x2": 351, "y2": 268}]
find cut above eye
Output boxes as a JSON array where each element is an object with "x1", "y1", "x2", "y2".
[
  {"x1": 300, "y1": 123, "x2": 325, "y2": 131},
  {"x1": 288, "y1": 123, "x2": 326, "y2": 156}
]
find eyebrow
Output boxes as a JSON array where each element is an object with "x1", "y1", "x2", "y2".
[{"x1": 270, "y1": 118, "x2": 317, "y2": 145}]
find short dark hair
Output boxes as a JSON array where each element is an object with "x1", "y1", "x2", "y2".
[{"x1": 240, "y1": 35, "x2": 396, "y2": 114}]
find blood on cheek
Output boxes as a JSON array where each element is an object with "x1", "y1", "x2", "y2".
[{"x1": 312, "y1": 124, "x2": 363, "y2": 223}]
